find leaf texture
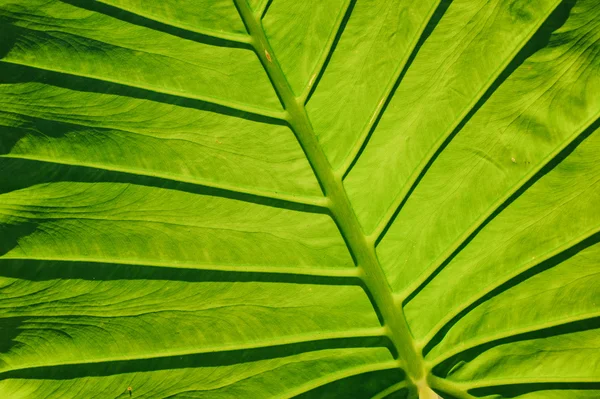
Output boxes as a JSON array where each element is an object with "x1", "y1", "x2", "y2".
[{"x1": 0, "y1": 0, "x2": 598, "y2": 398}]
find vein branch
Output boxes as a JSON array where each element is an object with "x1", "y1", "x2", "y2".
[
  {"x1": 0, "y1": 154, "x2": 328, "y2": 209},
  {"x1": 0, "y1": 256, "x2": 360, "y2": 280},
  {"x1": 0, "y1": 327, "x2": 388, "y2": 378},
  {"x1": 298, "y1": 0, "x2": 354, "y2": 104},
  {"x1": 0, "y1": 60, "x2": 287, "y2": 122},
  {"x1": 93, "y1": 0, "x2": 252, "y2": 44},
  {"x1": 426, "y1": 311, "x2": 600, "y2": 369},
  {"x1": 428, "y1": 376, "x2": 477, "y2": 399}
]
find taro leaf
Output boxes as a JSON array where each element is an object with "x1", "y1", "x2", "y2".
[{"x1": 0, "y1": 0, "x2": 598, "y2": 398}]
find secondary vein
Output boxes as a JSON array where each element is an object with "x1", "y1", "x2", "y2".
[
  {"x1": 0, "y1": 60, "x2": 287, "y2": 121},
  {"x1": 0, "y1": 154, "x2": 327, "y2": 209},
  {"x1": 0, "y1": 327, "x2": 387, "y2": 377},
  {"x1": 338, "y1": 0, "x2": 442, "y2": 178},
  {"x1": 426, "y1": 311, "x2": 600, "y2": 368},
  {"x1": 95, "y1": 0, "x2": 253, "y2": 44}
]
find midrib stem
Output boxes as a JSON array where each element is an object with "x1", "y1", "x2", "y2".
[{"x1": 234, "y1": 0, "x2": 429, "y2": 388}]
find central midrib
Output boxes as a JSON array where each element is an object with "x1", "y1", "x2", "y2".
[{"x1": 233, "y1": 0, "x2": 427, "y2": 386}]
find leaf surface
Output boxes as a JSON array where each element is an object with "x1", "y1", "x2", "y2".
[{"x1": 0, "y1": 0, "x2": 598, "y2": 398}]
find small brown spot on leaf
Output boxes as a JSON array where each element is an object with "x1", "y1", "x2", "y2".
[{"x1": 265, "y1": 49, "x2": 272, "y2": 62}]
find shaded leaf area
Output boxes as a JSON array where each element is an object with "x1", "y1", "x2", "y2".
[{"x1": 0, "y1": 0, "x2": 598, "y2": 398}]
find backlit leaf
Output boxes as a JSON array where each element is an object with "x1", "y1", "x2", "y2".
[{"x1": 0, "y1": 0, "x2": 598, "y2": 398}]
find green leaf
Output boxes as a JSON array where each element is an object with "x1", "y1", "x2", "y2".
[{"x1": 0, "y1": 0, "x2": 598, "y2": 398}]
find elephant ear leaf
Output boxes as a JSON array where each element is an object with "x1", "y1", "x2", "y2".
[{"x1": 0, "y1": 0, "x2": 598, "y2": 398}]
